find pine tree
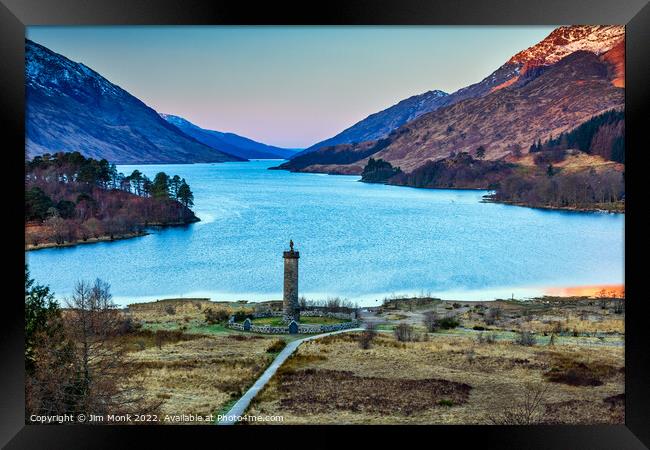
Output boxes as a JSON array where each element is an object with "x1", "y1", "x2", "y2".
[
  {"x1": 151, "y1": 172, "x2": 170, "y2": 199},
  {"x1": 169, "y1": 175, "x2": 181, "y2": 200},
  {"x1": 177, "y1": 179, "x2": 194, "y2": 208}
]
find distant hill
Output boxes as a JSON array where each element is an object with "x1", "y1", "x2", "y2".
[
  {"x1": 297, "y1": 89, "x2": 449, "y2": 156},
  {"x1": 161, "y1": 114, "x2": 298, "y2": 160},
  {"x1": 26, "y1": 39, "x2": 244, "y2": 164}
]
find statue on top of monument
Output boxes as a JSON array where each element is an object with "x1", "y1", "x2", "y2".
[{"x1": 289, "y1": 239, "x2": 294, "y2": 252}]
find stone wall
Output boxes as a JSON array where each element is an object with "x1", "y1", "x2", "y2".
[
  {"x1": 301, "y1": 310, "x2": 356, "y2": 320},
  {"x1": 226, "y1": 319, "x2": 360, "y2": 334}
]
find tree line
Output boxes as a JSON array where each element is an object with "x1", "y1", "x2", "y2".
[
  {"x1": 387, "y1": 152, "x2": 513, "y2": 190},
  {"x1": 493, "y1": 167, "x2": 624, "y2": 211},
  {"x1": 529, "y1": 109, "x2": 624, "y2": 163},
  {"x1": 360, "y1": 157, "x2": 402, "y2": 183}
]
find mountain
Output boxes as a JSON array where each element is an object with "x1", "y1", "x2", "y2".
[
  {"x1": 298, "y1": 90, "x2": 449, "y2": 156},
  {"x1": 276, "y1": 25, "x2": 624, "y2": 175},
  {"x1": 26, "y1": 40, "x2": 244, "y2": 164},
  {"x1": 160, "y1": 114, "x2": 298, "y2": 160}
]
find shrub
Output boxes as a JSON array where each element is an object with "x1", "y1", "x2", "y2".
[
  {"x1": 204, "y1": 307, "x2": 230, "y2": 324},
  {"x1": 438, "y1": 399, "x2": 454, "y2": 407},
  {"x1": 164, "y1": 304, "x2": 176, "y2": 315},
  {"x1": 514, "y1": 331, "x2": 536, "y2": 346},
  {"x1": 472, "y1": 325, "x2": 486, "y2": 331},
  {"x1": 476, "y1": 332, "x2": 497, "y2": 344},
  {"x1": 359, "y1": 323, "x2": 377, "y2": 349},
  {"x1": 438, "y1": 316, "x2": 460, "y2": 330},
  {"x1": 423, "y1": 311, "x2": 438, "y2": 332},
  {"x1": 266, "y1": 339, "x2": 286, "y2": 353},
  {"x1": 613, "y1": 301, "x2": 624, "y2": 314},
  {"x1": 394, "y1": 323, "x2": 415, "y2": 342},
  {"x1": 488, "y1": 384, "x2": 549, "y2": 424},
  {"x1": 117, "y1": 316, "x2": 142, "y2": 335}
]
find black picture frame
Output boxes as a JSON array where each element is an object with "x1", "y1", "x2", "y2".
[{"x1": 1, "y1": 0, "x2": 648, "y2": 448}]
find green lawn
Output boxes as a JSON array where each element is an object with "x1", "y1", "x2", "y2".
[{"x1": 250, "y1": 316, "x2": 348, "y2": 326}]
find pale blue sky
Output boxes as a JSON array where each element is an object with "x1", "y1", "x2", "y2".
[{"x1": 27, "y1": 26, "x2": 557, "y2": 148}]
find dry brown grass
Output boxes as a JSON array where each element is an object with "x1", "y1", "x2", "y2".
[
  {"x1": 514, "y1": 152, "x2": 622, "y2": 174},
  {"x1": 124, "y1": 333, "x2": 274, "y2": 423},
  {"x1": 248, "y1": 332, "x2": 624, "y2": 425},
  {"x1": 127, "y1": 299, "x2": 252, "y2": 324},
  {"x1": 524, "y1": 315, "x2": 624, "y2": 335},
  {"x1": 544, "y1": 352, "x2": 621, "y2": 386},
  {"x1": 274, "y1": 368, "x2": 471, "y2": 415}
]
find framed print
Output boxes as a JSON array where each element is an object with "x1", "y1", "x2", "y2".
[{"x1": 1, "y1": 0, "x2": 648, "y2": 448}]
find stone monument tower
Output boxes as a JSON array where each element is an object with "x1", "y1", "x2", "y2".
[{"x1": 283, "y1": 240, "x2": 300, "y2": 323}]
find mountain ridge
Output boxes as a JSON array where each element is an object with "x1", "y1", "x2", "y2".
[
  {"x1": 295, "y1": 25, "x2": 625, "y2": 160},
  {"x1": 26, "y1": 39, "x2": 244, "y2": 165},
  {"x1": 297, "y1": 89, "x2": 449, "y2": 156},
  {"x1": 276, "y1": 25, "x2": 624, "y2": 175},
  {"x1": 160, "y1": 114, "x2": 298, "y2": 160}
]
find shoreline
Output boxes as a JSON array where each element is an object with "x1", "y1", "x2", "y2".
[
  {"x1": 25, "y1": 231, "x2": 150, "y2": 252},
  {"x1": 25, "y1": 217, "x2": 201, "y2": 252},
  {"x1": 481, "y1": 197, "x2": 625, "y2": 214},
  {"x1": 104, "y1": 283, "x2": 624, "y2": 308},
  {"x1": 270, "y1": 166, "x2": 625, "y2": 214}
]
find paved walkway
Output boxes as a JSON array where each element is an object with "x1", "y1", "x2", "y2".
[{"x1": 216, "y1": 327, "x2": 363, "y2": 425}]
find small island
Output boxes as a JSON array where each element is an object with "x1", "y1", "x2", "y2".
[{"x1": 25, "y1": 151, "x2": 198, "y2": 250}]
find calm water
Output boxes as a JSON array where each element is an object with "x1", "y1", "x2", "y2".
[{"x1": 27, "y1": 160, "x2": 624, "y2": 306}]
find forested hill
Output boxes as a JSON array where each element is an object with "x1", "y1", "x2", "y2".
[
  {"x1": 360, "y1": 110, "x2": 625, "y2": 213},
  {"x1": 25, "y1": 152, "x2": 198, "y2": 250}
]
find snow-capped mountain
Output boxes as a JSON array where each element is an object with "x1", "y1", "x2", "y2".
[
  {"x1": 26, "y1": 39, "x2": 244, "y2": 164},
  {"x1": 486, "y1": 25, "x2": 625, "y2": 92},
  {"x1": 276, "y1": 25, "x2": 625, "y2": 175},
  {"x1": 508, "y1": 25, "x2": 624, "y2": 68}
]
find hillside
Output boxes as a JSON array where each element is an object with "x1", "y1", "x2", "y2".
[
  {"x1": 298, "y1": 90, "x2": 449, "y2": 155},
  {"x1": 358, "y1": 51, "x2": 623, "y2": 172},
  {"x1": 26, "y1": 40, "x2": 244, "y2": 164},
  {"x1": 277, "y1": 44, "x2": 623, "y2": 175},
  {"x1": 295, "y1": 25, "x2": 624, "y2": 158},
  {"x1": 161, "y1": 114, "x2": 298, "y2": 160},
  {"x1": 359, "y1": 111, "x2": 625, "y2": 212}
]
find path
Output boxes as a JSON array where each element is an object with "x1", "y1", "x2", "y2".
[{"x1": 216, "y1": 327, "x2": 363, "y2": 425}]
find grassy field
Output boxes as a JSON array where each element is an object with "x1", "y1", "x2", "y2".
[
  {"x1": 247, "y1": 331, "x2": 624, "y2": 425},
  {"x1": 246, "y1": 295, "x2": 624, "y2": 425},
  {"x1": 119, "y1": 298, "x2": 297, "y2": 423},
  {"x1": 115, "y1": 295, "x2": 624, "y2": 425},
  {"x1": 123, "y1": 332, "x2": 276, "y2": 423}
]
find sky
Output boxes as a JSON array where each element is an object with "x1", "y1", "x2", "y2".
[{"x1": 26, "y1": 26, "x2": 557, "y2": 149}]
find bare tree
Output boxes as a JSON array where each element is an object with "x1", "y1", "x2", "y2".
[
  {"x1": 488, "y1": 383, "x2": 549, "y2": 425},
  {"x1": 484, "y1": 306, "x2": 501, "y2": 326},
  {"x1": 423, "y1": 311, "x2": 438, "y2": 332},
  {"x1": 65, "y1": 279, "x2": 159, "y2": 417}
]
